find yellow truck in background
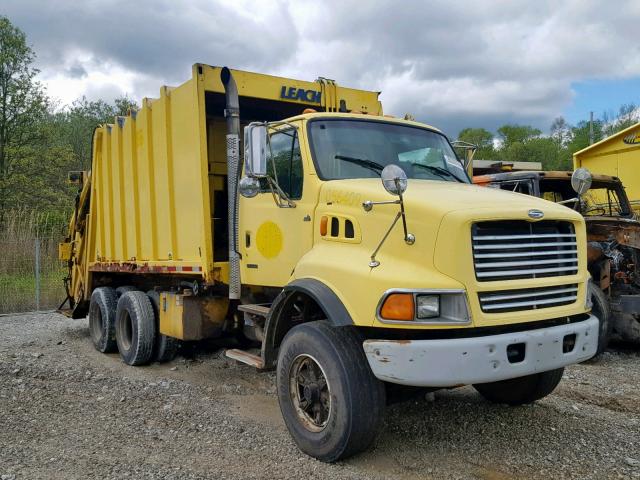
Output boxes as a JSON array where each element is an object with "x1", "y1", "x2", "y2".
[
  {"x1": 60, "y1": 64, "x2": 598, "y2": 462},
  {"x1": 574, "y1": 122, "x2": 640, "y2": 214}
]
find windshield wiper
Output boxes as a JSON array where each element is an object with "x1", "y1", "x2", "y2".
[
  {"x1": 412, "y1": 163, "x2": 465, "y2": 183},
  {"x1": 334, "y1": 155, "x2": 384, "y2": 176}
]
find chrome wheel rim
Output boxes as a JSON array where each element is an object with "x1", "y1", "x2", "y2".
[{"x1": 289, "y1": 354, "x2": 331, "y2": 432}]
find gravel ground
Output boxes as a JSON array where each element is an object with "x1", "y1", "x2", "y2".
[{"x1": 0, "y1": 312, "x2": 639, "y2": 480}]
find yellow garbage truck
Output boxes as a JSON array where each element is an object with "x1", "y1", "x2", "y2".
[
  {"x1": 574, "y1": 121, "x2": 640, "y2": 214},
  {"x1": 60, "y1": 64, "x2": 598, "y2": 462}
]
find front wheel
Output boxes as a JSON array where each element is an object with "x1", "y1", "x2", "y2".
[
  {"x1": 276, "y1": 321, "x2": 385, "y2": 462},
  {"x1": 589, "y1": 281, "x2": 612, "y2": 356},
  {"x1": 473, "y1": 368, "x2": 564, "y2": 406}
]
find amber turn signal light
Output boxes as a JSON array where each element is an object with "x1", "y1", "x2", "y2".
[
  {"x1": 380, "y1": 293, "x2": 414, "y2": 321},
  {"x1": 320, "y1": 216, "x2": 328, "y2": 236}
]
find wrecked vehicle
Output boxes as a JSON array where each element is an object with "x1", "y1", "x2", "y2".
[{"x1": 475, "y1": 170, "x2": 640, "y2": 352}]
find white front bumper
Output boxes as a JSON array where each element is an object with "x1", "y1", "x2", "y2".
[{"x1": 363, "y1": 315, "x2": 598, "y2": 387}]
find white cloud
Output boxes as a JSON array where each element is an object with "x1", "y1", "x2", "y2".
[{"x1": 4, "y1": 0, "x2": 640, "y2": 135}]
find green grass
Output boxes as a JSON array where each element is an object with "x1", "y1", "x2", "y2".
[
  {"x1": 0, "y1": 268, "x2": 66, "y2": 313},
  {"x1": 0, "y1": 209, "x2": 68, "y2": 313}
]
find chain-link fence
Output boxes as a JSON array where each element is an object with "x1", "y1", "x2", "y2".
[{"x1": 0, "y1": 236, "x2": 66, "y2": 314}]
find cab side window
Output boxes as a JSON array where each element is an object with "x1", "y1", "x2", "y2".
[
  {"x1": 497, "y1": 180, "x2": 532, "y2": 195},
  {"x1": 267, "y1": 129, "x2": 303, "y2": 200}
]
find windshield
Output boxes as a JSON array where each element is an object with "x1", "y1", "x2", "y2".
[
  {"x1": 307, "y1": 119, "x2": 469, "y2": 183},
  {"x1": 539, "y1": 179, "x2": 632, "y2": 217}
]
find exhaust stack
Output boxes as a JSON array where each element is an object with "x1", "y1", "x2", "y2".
[{"x1": 221, "y1": 67, "x2": 241, "y2": 300}]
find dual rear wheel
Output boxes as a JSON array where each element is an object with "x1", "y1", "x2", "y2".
[{"x1": 88, "y1": 287, "x2": 179, "y2": 365}]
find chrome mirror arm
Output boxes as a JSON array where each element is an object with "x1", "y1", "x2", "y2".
[
  {"x1": 266, "y1": 176, "x2": 296, "y2": 208},
  {"x1": 368, "y1": 211, "x2": 403, "y2": 268},
  {"x1": 397, "y1": 183, "x2": 414, "y2": 245},
  {"x1": 363, "y1": 177, "x2": 415, "y2": 268},
  {"x1": 261, "y1": 122, "x2": 297, "y2": 208},
  {"x1": 362, "y1": 199, "x2": 400, "y2": 211}
]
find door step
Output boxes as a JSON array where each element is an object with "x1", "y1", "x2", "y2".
[
  {"x1": 238, "y1": 303, "x2": 271, "y2": 317},
  {"x1": 225, "y1": 349, "x2": 264, "y2": 369}
]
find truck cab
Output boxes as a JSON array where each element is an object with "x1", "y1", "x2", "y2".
[{"x1": 234, "y1": 112, "x2": 598, "y2": 458}]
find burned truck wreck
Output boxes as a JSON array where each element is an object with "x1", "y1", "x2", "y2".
[
  {"x1": 474, "y1": 170, "x2": 640, "y2": 351},
  {"x1": 587, "y1": 214, "x2": 640, "y2": 342}
]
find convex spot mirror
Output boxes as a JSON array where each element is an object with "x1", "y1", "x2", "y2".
[
  {"x1": 571, "y1": 168, "x2": 592, "y2": 195},
  {"x1": 238, "y1": 176, "x2": 260, "y2": 198},
  {"x1": 381, "y1": 164, "x2": 408, "y2": 196},
  {"x1": 243, "y1": 123, "x2": 268, "y2": 177}
]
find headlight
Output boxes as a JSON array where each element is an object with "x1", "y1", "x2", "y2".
[
  {"x1": 378, "y1": 290, "x2": 471, "y2": 324},
  {"x1": 416, "y1": 295, "x2": 439, "y2": 318}
]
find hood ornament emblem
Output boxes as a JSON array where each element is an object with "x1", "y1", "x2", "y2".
[{"x1": 528, "y1": 209, "x2": 544, "y2": 220}]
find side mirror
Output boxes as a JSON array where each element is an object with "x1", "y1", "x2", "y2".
[
  {"x1": 238, "y1": 176, "x2": 260, "y2": 198},
  {"x1": 381, "y1": 164, "x2": 408, "y2": 196},
  {"x1": 243, "y1": 123, "x2": 268, "y2": 177},
  {"x1": 571, "y1": 168, "x2": 592, "y2": 196},
  {"x1": 450, "y1": 140, "x2": 477, "y2": 172},
  {"x1": 68, "y1": 171, "x2": 85, "y2": 185}
]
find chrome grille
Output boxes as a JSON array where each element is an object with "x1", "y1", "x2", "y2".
[
  {"x1": 479, "y1": 284, "x2": 578, "y2": 313},
  {"x1": 472, "y1": 221, "x2": 578, "y2": 281}
]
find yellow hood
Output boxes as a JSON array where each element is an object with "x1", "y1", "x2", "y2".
[
  {"x1": 311, "y1": 178, "x2": 587, "y2": 329},
  {"x1": 320, "y1": 178, "x2": 578, "y2": 218}
]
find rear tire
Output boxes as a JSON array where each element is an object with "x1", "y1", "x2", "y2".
[
  {"x1": 88, "y1": 287, "x2": 118, "y2": 353},
  {"x1": 589, "y1": 281, "x2": 612, "y2": 356},
  {"x1": 147, "y1": 290, "x2": 180, "y2": 362},
  {"x1": 473, "y1": 368, "x2": 564, "y2": 406},
  {"x1": 614, "y1": 313, "x2": 640, "y2": 343},
  {"x1": 276, "y1": 321, "x2": 386, "y2": 462},
  {"x1": 116, "y1": 285, "x2": 136, "y2": 298},
  {"x1": 115, "y1": 291, "x2": 156, "y2": 366}
]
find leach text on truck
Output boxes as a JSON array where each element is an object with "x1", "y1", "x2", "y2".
[{"x1": 59, "y1": 64, "x2": 599, "y2": 462}]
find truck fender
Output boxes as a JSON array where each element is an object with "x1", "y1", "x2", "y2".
[
  {"x1": 261, "y1": 278, "x2": 354, "y2": 368},
  {"x1": 284, "y1": 279, "x2": 354, "y2": 326}
]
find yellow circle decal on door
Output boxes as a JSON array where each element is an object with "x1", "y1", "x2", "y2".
[{"x1": 256, "y1": 221, "x2": 283, "y2": 259}]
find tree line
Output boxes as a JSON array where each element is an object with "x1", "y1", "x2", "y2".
[
  {"x1": 457, "y1": 104, "x2": 637, "y2": 171},
  {"x1": 1, "y1": 15, "x2": 639, "y2": 234},
  {"x1": 0, "y1": 16, "x2": 135, "y2": 233}
]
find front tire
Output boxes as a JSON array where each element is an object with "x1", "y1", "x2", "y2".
[
  {"x1": 276, "y1": 321, "x2": 385, "y2": 462},
  {"x1": 473, "y1": 368, "x2": 564, "y2": 406},
  {"x1": 614, "y1": 312, "x2": 640, "y2": 343},
  {"x1": 589, "y1": 281, "x2": 612, "y2": 356},
  {"x1": 115, "y1": 291, "x2": 156, "y2": 366},
  {"x1": 88, "y1": 287, "x2": 118, "y2": 353}
]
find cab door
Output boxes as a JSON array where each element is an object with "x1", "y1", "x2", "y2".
[{"x1": 238, "y1": 126, "x2": 315, "y2": 287}]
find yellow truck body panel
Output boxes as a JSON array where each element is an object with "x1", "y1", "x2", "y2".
[
  {"x1": 574, "y1": 122, "x2": 640, "y2": 212},
  {"x1": 68, "y1": 64, "x2": 382, "y2": 307}
]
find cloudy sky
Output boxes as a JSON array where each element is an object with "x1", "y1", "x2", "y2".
[{"x1": 5, "y1": 0, "x2": 640, "y2": 136}]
